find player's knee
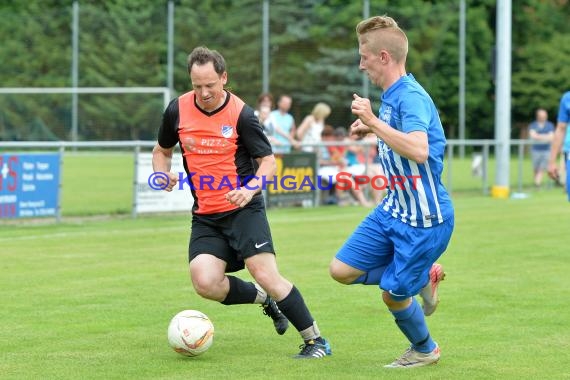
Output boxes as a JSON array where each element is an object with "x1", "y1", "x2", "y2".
[
  {"x1": 191, "y1": 276, "x2": 215, "y2": 299},
  {"x1": 249, "y1": 267, "x2": 277, "y2": 291},
  {"x1": 381, "y1": 291, "x2": 394, "y2": 306},
  {"x1": 191, "y1": 273, "x2": 223, "y2": 300},
  {"x1": 381, "y1": 290, "x2": 410, "y2": 309},
  {"x1": 246, "y1": 256, "x2": 279, "y2": 286},
  {"x1": 329, "y1": 261, "x2": 355, "y2": 284}
]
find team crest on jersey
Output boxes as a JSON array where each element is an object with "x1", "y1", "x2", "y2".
[{"x1": 221, "y1": 125, "x2": 233, "y2": 138}]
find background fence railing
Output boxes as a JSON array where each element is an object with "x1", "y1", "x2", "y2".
[{"x1": 1, "y1": 139, "x2": 560, "y2": 220}]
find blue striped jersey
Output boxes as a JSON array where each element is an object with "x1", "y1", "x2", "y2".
[
  {"x1": 558, "y1": 91, "x2": 570, "y2": 152},
  {"x1": 376, "y1": 74, "x2": 453, "y2": 228}
]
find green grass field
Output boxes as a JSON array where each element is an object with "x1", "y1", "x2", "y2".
[
  {"x1": 2, "y1": 188, "x2": 570, "y2": 379},
  {"x1": 2, "y1": 152, "x2": 570, "y2": 379},
  {"x1": 60, "y1": 152, "x2": 134, "y2": 216}
]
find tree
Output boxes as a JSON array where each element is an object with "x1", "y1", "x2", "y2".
[
  {"x1": 173, "y1": 0, "x2": 263, "y2": 106},
  {"x1": 511, "y1": 0, "x2": 570, "y2": 129},
  {"x1": 0, "y1": 3, "x2": 70, "y2": 140},
  {"x1": 1, "y1": 0, "x2": 568, "y2": 141},
  {"x1": 78, "y1": 0, "x2": 166, "y2": 140}
]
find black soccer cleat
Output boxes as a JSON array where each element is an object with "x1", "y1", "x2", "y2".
[
  {"x1": 294, "y1": 338, "x2": 332, "y2": 359},
  {"x1": 261, "y1": 296, "x2": 289, "y2": 335}
]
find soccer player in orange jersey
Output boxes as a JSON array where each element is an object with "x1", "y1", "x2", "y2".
[{"x1": 152, "y1": 46, "x2": 330, "y2": 358}]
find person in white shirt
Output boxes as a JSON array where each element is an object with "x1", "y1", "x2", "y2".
[{"x1": 296, "y1": 102, "x2": 331, "y2": 153}]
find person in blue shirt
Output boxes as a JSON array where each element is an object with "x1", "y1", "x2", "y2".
[
  {"x1": 329, "y1": 15, "x2": 454, "y2": 368},
  {"x1": 548, "y1": 91, "x2": 570, "y2": 201},
  {"x1": 269, "y1": 95, "x2": 299, "y2": 154},
  {"x1": 528, "y1": 108, "x2": 554, "y2": 188}
]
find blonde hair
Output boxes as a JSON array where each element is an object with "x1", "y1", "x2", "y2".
[
  {"x1": 311, "y1": 102, "x2": 331, "y2": 120},
  {"x1": 356, "y1": 15, "x2": 408, "y2": 63}
]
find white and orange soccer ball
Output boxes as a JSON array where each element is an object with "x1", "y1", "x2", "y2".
[{"x1": 167, "y1": 310, "x2": 214, "y2": 357}]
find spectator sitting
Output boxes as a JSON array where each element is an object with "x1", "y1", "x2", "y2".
[
  {"x1": 345, "y1": 132, "x2": 385, "y2": 204},
  {"x1": 345, "y1": 133, "x2": 367, "y2": 176},
  {"x1": 363, "y1": 133, "x2": 386, "y2": 203},
  {"x1": 318, "y1": 126, "x2": 371, "y2": 207},
  {"x1": 330, "y1": 127, "x2": 349, "y2": 164}
]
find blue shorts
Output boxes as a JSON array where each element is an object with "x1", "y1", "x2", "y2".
[{"x1": 335, "y1": 207, "x2": 454, "y2": 300}]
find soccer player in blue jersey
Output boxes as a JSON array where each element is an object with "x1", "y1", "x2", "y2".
[
  {"x1": 329, "y1": 15, "x2": 454, "y2": 368},
  {"x1": 548, "y1": 91, "x2": 570, "y2": 201}
]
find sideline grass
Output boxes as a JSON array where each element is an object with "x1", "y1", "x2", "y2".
[
  {"x1": 61, "y1": 152, "x2": 134, "y2": 216},
  {"x1": 1, "y1": 192, "x2": 569, "y2": 379}
]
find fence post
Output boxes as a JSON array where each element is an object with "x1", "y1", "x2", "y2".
[
  {"x1": 132, "y1": 145, "x2": 140, "y2": 219},
  {"x1": 314, "y1": 143, "x2": 320, "y2": 207},
  {"x1": 517, "y1": 140, "x2": 524, "y2": 193},
  {"x1": 71, "y1": 1, "x2": 79, "y2": 145},
  {"x1": 56, "y1": 145, "x2": 65, "y2": 223},
  {"x1": 482, "y1": 143, "x2": 490, "y2": 195}
]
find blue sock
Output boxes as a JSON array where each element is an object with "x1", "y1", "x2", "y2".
[
  {"x1": 351, "y1": 266, "x2": 385, "y2": 285},
  {"x1": 391, "y1": 298, "x2": 435, "y2": 353}
]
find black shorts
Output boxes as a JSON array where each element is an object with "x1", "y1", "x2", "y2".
[{"x1": 189, "y1": 196, "x2": 275, "y2": 273}]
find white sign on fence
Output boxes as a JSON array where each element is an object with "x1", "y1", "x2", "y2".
[{"x1": 135, "y1": 152, "x2": 193, "y2": 214}]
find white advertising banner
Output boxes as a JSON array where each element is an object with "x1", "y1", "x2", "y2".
[{"x1": 135, "y1": 152, "x2": 193, "y2": 214}]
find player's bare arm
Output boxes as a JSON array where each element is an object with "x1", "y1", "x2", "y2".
[
  {"x1": 351, "y1": 93, "x2": 429, "y2": 163},
  {"x1": 547, "y1": 121, "x2": 567, "y2": 180},
  {"x1": 152, "y1": 143, "x2": 179, "y2": 192},
  {"x1": 226, "y1": 154, "x2": 277, "y2": 208}
]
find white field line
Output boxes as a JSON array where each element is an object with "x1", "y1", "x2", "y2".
[
  {"x1": 0, "y1": 211, "x2": 361, "y2": 243},
  {"x1": 0, "y1": 225, "x2": 188, "y2": 243}
]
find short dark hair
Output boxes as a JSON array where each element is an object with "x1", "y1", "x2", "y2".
[
  {"x1": 257, "y1": 92, "x2": 274, "y2": 106},
  {"x1": 187, "y1": 46, "x2": 226, "y2": 75}
]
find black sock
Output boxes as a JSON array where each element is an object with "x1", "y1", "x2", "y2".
[
  {"x1": 276, "y1": 286, "x2": 315, "y2": 332},
  {"x1": 220, "y1": 276, "x2": 257, "y2": 305}
]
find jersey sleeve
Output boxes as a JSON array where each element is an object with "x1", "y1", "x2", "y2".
[
  {"x1": 558, "y1": 93, "x2": 570, "y2": 123},
  {"x1": 157, "y1": 98, "x2": 180, "y2": 149},
  {"x1": 236, "y1": 105, "x2": 274, "y2": 158},
  {"x1": 399, "y1": 91, "x2": 430, "y2": 134}
]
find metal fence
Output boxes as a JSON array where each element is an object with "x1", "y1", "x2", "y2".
[{"x1": 1, "y1": 139, "x2": 552, "y2": 222}]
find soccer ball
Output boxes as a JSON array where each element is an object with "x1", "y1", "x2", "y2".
[{"x1": 167, "y1": 310, "x2": 214, "y2": 357}]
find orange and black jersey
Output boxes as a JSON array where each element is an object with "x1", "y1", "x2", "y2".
[{"x1": 158, "y1": 90, "x2": 273, "y2": 215}]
